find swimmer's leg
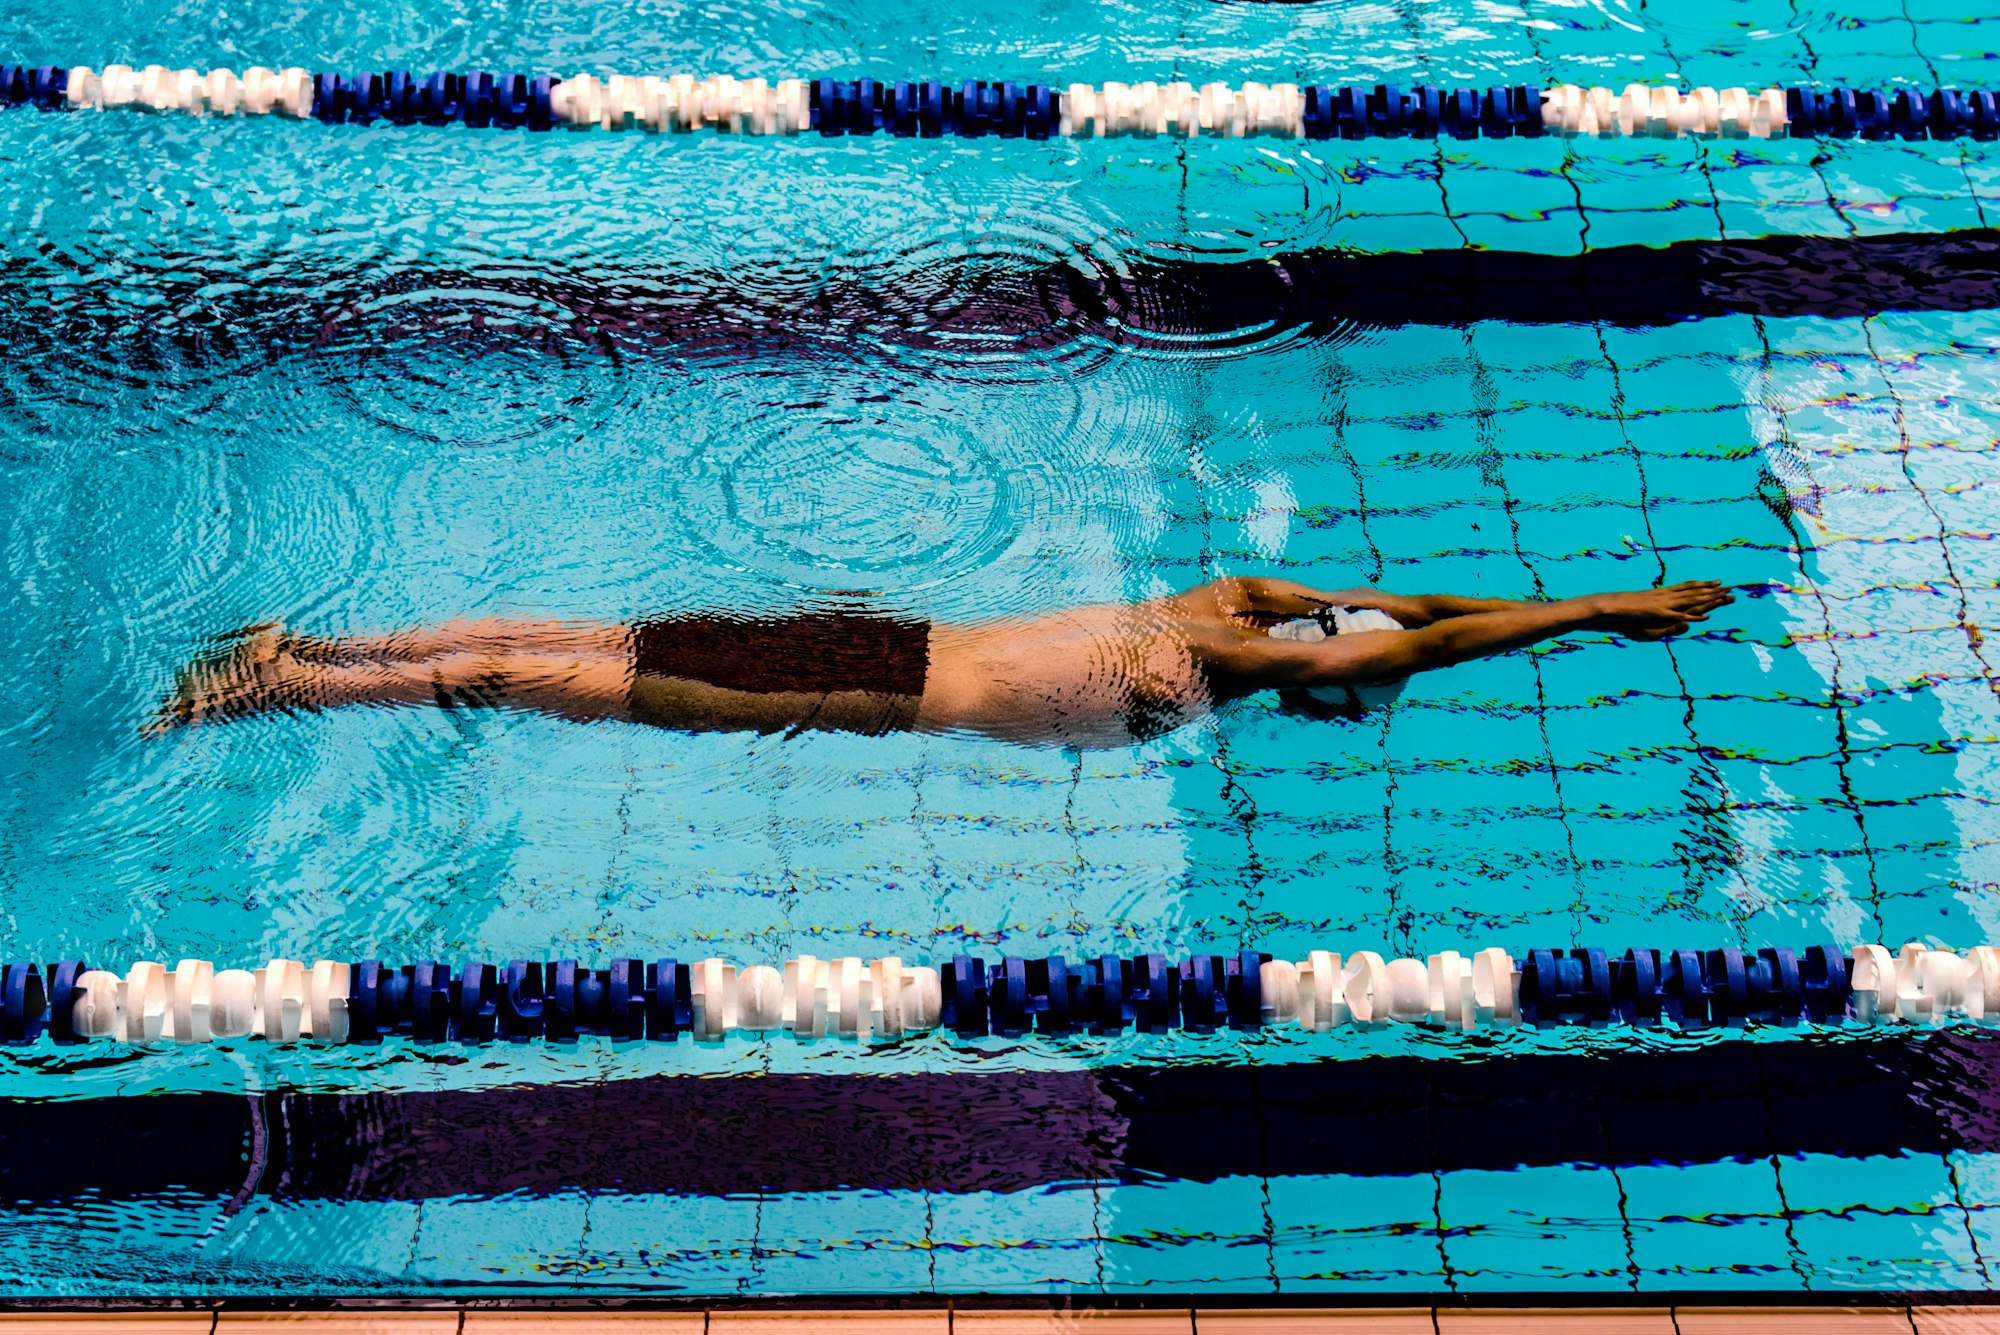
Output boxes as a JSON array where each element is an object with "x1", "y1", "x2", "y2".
[
  {"x1": 149, "y1": 621, "x2": 636, "y2": 731},
  {"x1": 152, "y1": 624, "x2": 295, "y2": 730},
  {"x1": 285, "y1": 618, "x2": 630, "y2": 663}
]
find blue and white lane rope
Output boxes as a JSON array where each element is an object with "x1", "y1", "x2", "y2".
[
  {"x1": 12, "y1": 63, "x2": 2000, "y2": 141},
  {"x1": 0, "y1": 943, "x2": 1992, "y2": 1046}
]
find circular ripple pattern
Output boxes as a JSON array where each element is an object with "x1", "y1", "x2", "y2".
[
  {"x1": 824, "y1": 200, "x2": 1123, "y2": 356},
  {"x1": 305, "y1": 283, "x2": 630, "y2": 453},
  {"x1": 634, "y1": 147, "x2": 1139, "y2": 364},
  {"x1": 674, "y1": 388, "x2": 1015, "y2": 595}
]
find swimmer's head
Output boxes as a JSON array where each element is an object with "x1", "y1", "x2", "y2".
[{"x1": 1268, "y1": 606, "x2": 1408, "y2": 712}]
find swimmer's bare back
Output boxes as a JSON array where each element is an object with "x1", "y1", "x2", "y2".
[{"x1": 150, "y1": 578, "x2": 1732, "y2": 747}]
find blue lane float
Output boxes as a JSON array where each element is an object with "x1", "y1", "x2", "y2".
[
  {"x1": 7, "y1": 63, "x2": 2000, "y2": 141},
  {"x1": 0, "y1": 942, "x2": 1988, "y2": 1047}
]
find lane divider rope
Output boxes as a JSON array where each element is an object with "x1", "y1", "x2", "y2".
[
  {"x1": 0, "y1": 942, "x2": 1990, "y2": 1046},
  {"x1": 5, "y1": 64, "x2": 1997, "y2": 140}
]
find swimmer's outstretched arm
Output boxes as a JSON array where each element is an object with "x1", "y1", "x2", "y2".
[
  {"x1": 1210, "y1": 577, "x2": 1558, "y2": 629},
  {"x1": 1368, "y1": 592, "x2": 1549, "y2": 623},
  {"x1": 1227, "y1": 582, "x2": 1734, "y2": 688}
]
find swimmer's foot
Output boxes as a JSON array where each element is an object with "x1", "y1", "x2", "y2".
[
  {"x1": 1592, "y1": 580, "x2": 1736, "y2": 642},
  {"x1": 145, "y1": 624, "x2": 320, "y2": 733}
]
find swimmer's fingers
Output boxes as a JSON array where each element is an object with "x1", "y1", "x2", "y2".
[
  {"x1": 1659, "y1": 588, "x2": 1732, "y2": 618},
  {"x1": 1666, "y1": 581, "x2": 1734, "y2": 607}
]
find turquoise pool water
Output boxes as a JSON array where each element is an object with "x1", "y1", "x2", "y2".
[{"x1": 3, "y1": 0, "x2": 2000, "y2": 1299}]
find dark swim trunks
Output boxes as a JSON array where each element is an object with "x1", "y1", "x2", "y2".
[{"x1": 627, "y1": 611, "x2": 931, "y2": 735}]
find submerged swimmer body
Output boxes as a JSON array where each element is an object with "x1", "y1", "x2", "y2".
[{"x1": 156, "y1": 578, "x2": 1732, "y2": 748}]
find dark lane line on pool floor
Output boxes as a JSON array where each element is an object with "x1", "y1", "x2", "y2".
[
  {"x1": 2, "y1": 1028, "x2": 1996, "y2": 1201},
  {"x1": 10, "y1": 228, "x2": 2000, "y2": 366}
]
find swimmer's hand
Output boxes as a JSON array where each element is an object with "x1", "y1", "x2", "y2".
[{"x1": 1588, "y1": 581, "x2": 1734, "y2": 641}]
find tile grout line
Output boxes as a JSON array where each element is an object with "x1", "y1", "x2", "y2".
[
  {"x1": 1631, "y1": 9, "x2": 1763, "y2": 940},
  {"x1": 1512, "y1": 0, "x2": 1594, "y2": 955}
]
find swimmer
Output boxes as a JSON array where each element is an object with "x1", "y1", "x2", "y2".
[{"x1": 152, "y1": 578, "x2": 1732, "y2": 748}]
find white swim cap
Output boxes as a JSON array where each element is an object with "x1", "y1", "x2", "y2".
[{"x1": 1268, "y1": 606, "x2": 1407, "y2": 711}]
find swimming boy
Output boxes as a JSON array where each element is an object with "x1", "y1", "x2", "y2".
[{"x1": 156, "y1": 578, "x2": 1732, "y2": 748}]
